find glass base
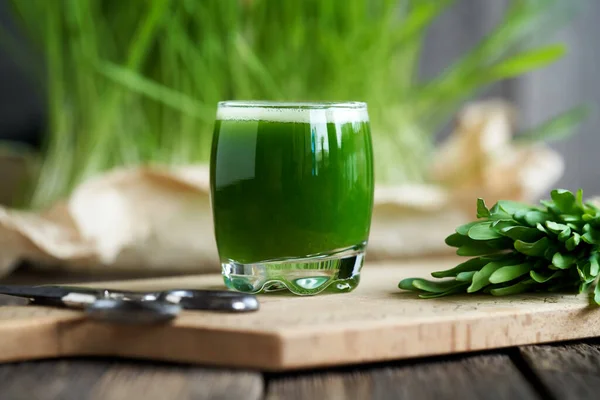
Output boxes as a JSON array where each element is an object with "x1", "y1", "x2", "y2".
[{"x1": 221, "y1": 243, "x2": 366, "y2": 295}]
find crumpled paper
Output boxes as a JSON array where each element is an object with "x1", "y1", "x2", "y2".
[
  {"x1": 0, "y1": 166, "x2": 219, "y2": 276},
  {"x1": 431, "y1": 99, "x2": 564, "y2": 209},
  {"x1": 366, "y1": 99, "x2": 564, "y2": 260},
  {"x1": 0, "y1": 99, "x2": 566, "y2": 276}
]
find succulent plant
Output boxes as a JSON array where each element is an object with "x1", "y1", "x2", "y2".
[{"x1": 399, "y1": 189, "x2": 600, "y2": 304}]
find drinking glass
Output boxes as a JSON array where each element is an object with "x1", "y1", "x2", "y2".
[{"x1": 210, "y1": 101, "x2": 374, "y2": 295}]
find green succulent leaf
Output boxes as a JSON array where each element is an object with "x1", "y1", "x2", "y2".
[
  {"x1": 544, "y1": 245, "x2": 560, "y2": 263},
  {"x1": 499, "y1": 226, "x2": 544, "y2": 242},
  {"x1": 398, "y1": 278, "x2": 421, "y2": 291},
  {"x1": 514, "y1": 237, "x2": 549, "y2": 257},
  {"x1": 486, "y1": 238, "x2": 515, "y2": 249},
  {"x1": 412, "y1": 279, "x2": 467, "y2": 293},
  {"x1": 525, "y1": 211, "x2": 548, "y2": 226},
  {"x1": 565, "y1": 233, "x2": 581, "y2": 251},
  {"x1": 583, "y1": 214, "x2": 596, "y2": 222},
  {"x1": 576, "y1": 262, "x2": 594, "y2": 283},
  {"x1": 536, "y1": 222, "x2": 548, "y2": 234},
  {"x1": 552, "y1": 252, "x2": 576, "y2": 270},
  {"x1": 590, "y1": 254, "x2": 600, "y2": 277},
  {"x1": 445, "y1": 233, "x2": 467, "y2": 247},
  {"x1": 581, "y1": 232, "x2": 595, "y2": 244},
  {"x1": 489, "y1": 203, "x2": 511, "y2": 220},
  {"x1": 579, "y1": 281, "x2": 592, "y2": 294},
  {"x1": 560, "y1": 215, "x2": 581, "y2": 223},
  {"x1": 490, "y1": 279, "x2": 534, "y2": 296},
  {"x1": 558, "y1": 227, "x2": 572, "y2": 242},
  {"x1": 530, "y1": 269, "x2": 563, "y2": 283},
  {"x1": 546, "y1": 221, "x2": 569, "y2": 234},
  {"x1": 513, "y1": 210, "x2": 528, "y2": 224},
  {"x1": 551, "y1": 189, "x2": 578, "y2": 214},
  {"x1": 492, "y1": 220, "x2": 518, "y2": 230},
  {"x1": 468, "y1": 260, "x2": 517, "y2": 293},
  {"x1": 418, "y1": 284, "x2": 471, "y2": 299},
  {"x1": 456, "y1": 241, "x2": 506, "y2": 256},
  {"x1": 476, "y1": 198, "x2": 491, "y2": 218},
  {"x1": 456, "y1": 271, "x2": 477, "y2": 282},
  {"x1": 431, "y1": 257, "x2": 489, "y2": 278},
  {"x1": 576, "y1": 189, "x2": 585, "y2": 210},
  {"x1": 399, "y1": 189, "x2": 600, "y2": 306},
  {"x1": 497, "y1": 200, "x2": 532, "y2": 216},
  {"x1": 488, "y1": 262, "x2": 533, "y2": 284},
  {"x1": 456, "y1": 221, "x2": 481, "y2": 236},
  {"x1": 468, "y1": 222, "x2": 504, "y2": 240}
]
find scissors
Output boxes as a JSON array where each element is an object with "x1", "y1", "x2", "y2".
[{"x1": 0, "y1": 285, "x2": 259, "y2": 324}]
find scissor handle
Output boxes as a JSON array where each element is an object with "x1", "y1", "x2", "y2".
[
  {"x1": 158, "y1": 290, "x2": 259, "y2": 312},
  {"x1": 85, "y1": 299, "x2": 181, "y2": 324}
]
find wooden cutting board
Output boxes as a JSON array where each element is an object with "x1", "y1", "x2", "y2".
[{"x1": 1, "y1": 257, "x2": 600, "y2": 371}]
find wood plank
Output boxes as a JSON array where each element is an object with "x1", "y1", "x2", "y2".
[
  {"x1": 520, "y1": 343, "x2": 600, "y2": 400},
  {"x1": 0, "y1": 266, "x2": 194, "y2": 285},
  {"x1": 0, "y1": 359, "x2": 263, "y2": 400},
  {"x1": 0, "y1": 258, "x2": 599, "y2": 370},
  {"x1": 369, "y1": 355, "x2": 540, "y2": 400},
  {"x1": 266, "y1": 371, "x2": 372, "y2": 400},
  {"x1": 267, "y1": 354, "x2": 540, "y2": 400},
  {"x1": 0, "y1": 294, "x2": 28, "y2": 306}
]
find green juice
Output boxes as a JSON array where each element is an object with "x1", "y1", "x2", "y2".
[{"x1": 210, "y1": 102, "x2": 374, "y2": 295}]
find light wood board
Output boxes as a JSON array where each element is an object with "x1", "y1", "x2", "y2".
[{"x1": 1, "y1": 257, "x2": 600, "y2": 371}]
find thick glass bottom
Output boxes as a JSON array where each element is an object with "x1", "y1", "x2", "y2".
[{"x1": 221, "y1": 243, "x2": 366, "y2": 295}]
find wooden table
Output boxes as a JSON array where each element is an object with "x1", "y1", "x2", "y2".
[
  {"x1": 1, "y1": 273, "x2": 599, "y2": 399},
  {"x1": 0, "y1": 301, "x2": 597, "y2": 399},
  {"x1": 0, "y1": 336, "x2": 597, "y2": 399}
]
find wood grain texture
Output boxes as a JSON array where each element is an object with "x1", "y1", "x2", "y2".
[
  {"x1": 369, "y1": 355, "x2": 540, "y2": 400},
  {"x1": 267, "y1": 371, "x2": 372, "y2": 400},
  {"x1": 0, "y1": 359, "x2": 263, "y2": 400},
  {"x1": 0, "y1": 258, "x2": 600, "y2": 370},
  {"x1": 520, "y1": 343, "x2": 600, "y2": 400},
  {"x1": 267, "y1": 354, "x2": 539, "y2": 400}
]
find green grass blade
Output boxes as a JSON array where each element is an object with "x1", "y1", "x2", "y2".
[
  {"x1": 95, "y1": 61, "x2": 214, "y2": 121},
  {"x1": 514, "y1": 105, "x2": 592, "y2": 145},
  {"x1": 485, "y1": 44, "x2": 566, "y2": 81}
]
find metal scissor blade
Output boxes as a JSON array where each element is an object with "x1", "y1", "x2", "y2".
[
  {"x1": 0, "y1": 285, "x2": 73, "y2": 301},
  {"x1": 158, "y1": 290, "x2": 259, "y2": 312},
  {"x1": 0, "y1": 285, "x2": 102, "y2": 307}
]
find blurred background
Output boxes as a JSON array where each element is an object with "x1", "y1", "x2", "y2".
[
  {"x1": 0, "y1": 0, "x2": 595, "y2": 275},
  {"x1": 0, "y1": 0, "x2": 596, "y2": 209}
]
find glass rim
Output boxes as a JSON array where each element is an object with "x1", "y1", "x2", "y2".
[{"x1": 217, "y1": 100, "x2": 367, "y2": 110}]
